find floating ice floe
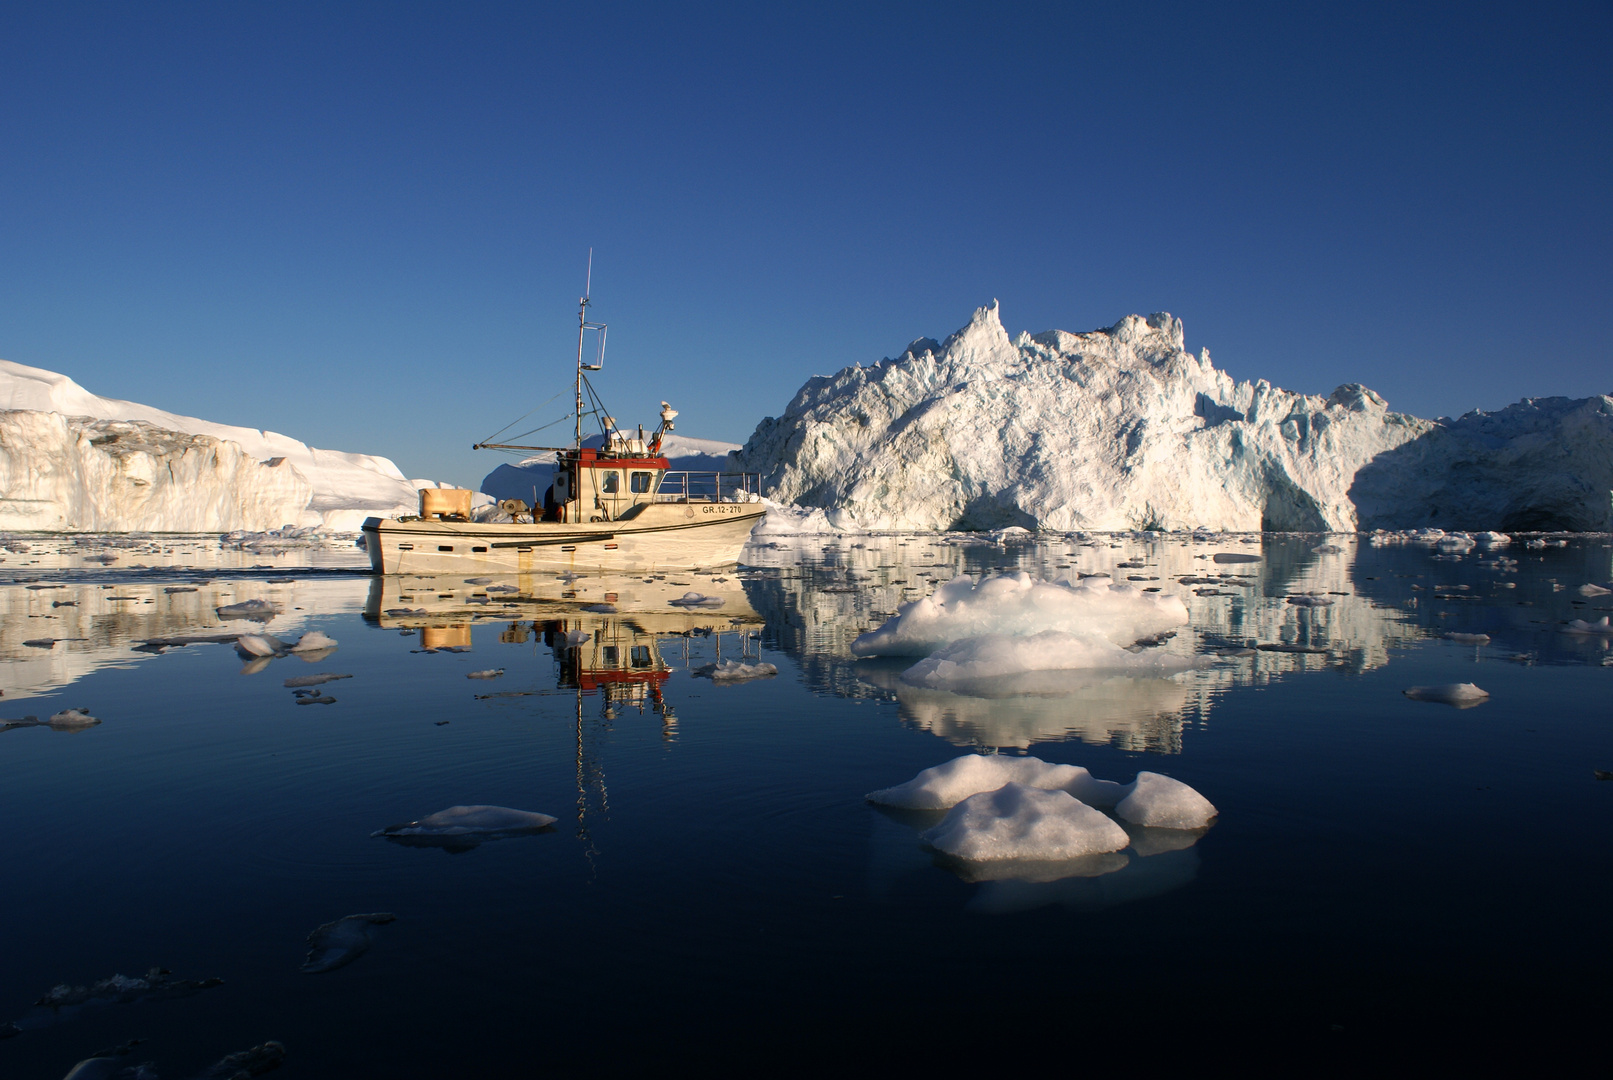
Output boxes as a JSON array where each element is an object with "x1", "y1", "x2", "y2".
[
  {"x1": 1113, "y1": 772, "x2": 1220, "y2": 829},
  {"x1": 694, "y1": 660, "x2": 778, "y2": 682},
  {"x1": 301, "y1": 913, "x2": 396, "y2": 973},
  {"x1": 215, "y1": 599, "x2": 280, "y2": 621},
  {"x1": 283, "y1": 673, "x2": 351, "y2": 688},
  {"x1": 669, "y1": 591, "x2": 725, "y2": 608},
  {"x1": 1403, "y1": 683, "x2": 1490, "y2": 706},
  {"x1": 466, "y1": 669, "x2": 504, "y2": 679},
  {"x1": 866, "y1": 754, "x2": 1129, "y2": 812},
  {"x1": 6, "y1": 967, "x2": 223, "y2": 1032},
  {"x1": 464, "y1": 577, "x2": 493, "y2": 585},
  {"x1": 1286, "y1": 595, "x2": 1335, "y2": 607},
  {"x1": 920, "y1": 783, "x2": 1130, "y2": 861},
  {"x1": 1442, "y1": 632, "x2": 1491, "y2": 644},
  {"x1": 289, "y1": 630, "x2": 338, "y2": 652},
  {"x1": 1578, "y1": 583, "x2": 1612, "y2": 596},
  {"x1": 1212, "y1": 552, "x2": 1262, "y2": 563},
  {"x1": 851, "y1": 573, "x2": 1187, "y2": 658},
  {"x1": 2, "y1": 709, "x2": 100, "y2": 733},
  {"x1": 1473, "y1": 532, "x2": 1511, "y2": 546},
  {"x1": 1563, "y1": 617, "x2": 1612, "y2": 634},
  {"x1": 584, "y1": 603, "x2": 618, "y2": 613},
  {"x1": 234, "y1": 633, "x2": 286, "y2": 657},
  {"x1": 898, "y1": 630, "x2": 1198, "y2": 690},
  {"x1": 372, "y1": 805, "x2": 557, "y2": 852},
  {"x1": 486, "y1": 584, "x2": 519, "y2": 593},
  {"x1": 562, "y1": 630, "x2": 591, "y2": 646}
]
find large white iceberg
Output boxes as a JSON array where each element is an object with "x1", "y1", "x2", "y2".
[
  {"x1": 734, "y1": 302, "x2": 1613, "y2": 532},
  {"x1": 920, "y1": 782, "x2": 1131, "y2": 862},
  {"x1": 0, "y1": 357, "x2": 447, "y2": 531}
]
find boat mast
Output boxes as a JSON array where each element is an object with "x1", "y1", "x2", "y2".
[{"x1": 573, "y1": 249, "x2": 608, "y2": 452}]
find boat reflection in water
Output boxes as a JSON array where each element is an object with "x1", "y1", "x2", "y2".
[{"x1": 364, "y1": 571, "x2": 762, "y2": 858}]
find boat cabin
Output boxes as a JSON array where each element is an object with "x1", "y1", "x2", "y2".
[{"x1": 548, "y1": 441, "x2": 672, "y2": 523}]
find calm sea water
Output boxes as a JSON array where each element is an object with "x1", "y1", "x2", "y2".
[{"x1": 1, "y1": 531, "x2": 1609, "y2": 1075}]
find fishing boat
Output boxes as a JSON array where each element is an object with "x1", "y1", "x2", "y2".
[{"x1": 362, "y1": 275, "x2": 766, "y2": 574}]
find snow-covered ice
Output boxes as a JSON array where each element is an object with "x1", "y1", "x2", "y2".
[
  {"x1": 866, "y1": 754, "x2": 1130, "y2": 811},
  {"x1": 733, "y1": 302, "x2": 1613, "y2": 532},
  {"x1": 1404, "y1": 683, "x2": 1491, "y2": 706},
  {"x1": 373, "y1": 804, "x2": 557, "y2": 838},
  {"x1": 920, "y1": 783, "x2": 1131, "y2": 861},
  {"x1": 1563, "y1": 617, "x2": 1612, "y2": 635},
  {"x1": 289, "y1": 630, "x2": 338, "y2": 652},
  {"x1": 1113, "y1": 772, "x2": 1219, "y2": 829},
  {"x1": 216, "y1": 599, "x2": 280, "y2": 620},
  {"x1": 669, "y1": 591, "x2": 725, "y2": 608},
  {"x1": 851, "y1": 573, "x2": 1188, "y2": 658},
  {"x1": 899, "y1": 629, "x2": 1197, "y2": 689},
  {"x1": 466, "y1": 668, "x2": 504, "y2": 679},
  {"x1": 694, "y1": 659, "x2": 778, "y2": 682},
  {"x1": 1, "y1": 357, "x2": 454, "y2": 531}
]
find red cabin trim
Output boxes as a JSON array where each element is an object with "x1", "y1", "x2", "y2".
[{"x1": 566, "y1": 456, "x2": 671, "y2": 470}]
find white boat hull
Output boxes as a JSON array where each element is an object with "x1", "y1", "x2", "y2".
[{"x1": 362, "y1": 502, "x2": 765, "y2": 574}]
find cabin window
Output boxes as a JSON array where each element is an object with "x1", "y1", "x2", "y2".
[
  {"x1": 630, "y1": 471, "x2": 653, "y2": 493},
  {"x1": 397, "y1": 543, "x2": 414, "y2": 551},
  {"x1": 472, "y1": 546, "x2": 487, "y2": 553},
  {"x1": 438, "y1": 545, "x2": 454, "y2": 552},
  {"x1": 602, "y1": 646, "x2": 619, "y2": 664},
  {"x1": 601, "y1": 471, "x2": 621, "y2": 494},
  {"x1": 630, "y1": 645, "x2": 653, "y2": 668}
]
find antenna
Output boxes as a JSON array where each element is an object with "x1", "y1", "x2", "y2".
[{"x1": 573, "y1": 251, "x2": 608, "y2": 447}]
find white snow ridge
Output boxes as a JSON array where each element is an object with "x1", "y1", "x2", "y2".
[
  {"x1": 734, "y1": 302, "x2": 1613, "y2": 532},
  {"x1": 0, "y1": 358, "x2": 448, "y2": 531}
]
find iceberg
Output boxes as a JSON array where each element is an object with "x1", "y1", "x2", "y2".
[
  {"x1": 1, "y1": 357, "x2": 450, "y2": 531},
  {"x1": 1403, "y1": 683, "x2": 1491, "y2": 706},
  {"x1": 867, "y1": 753, "x2": 1131, "y2": 811},
  {"x1": 735, "y1": 303, "x2": 1613, "y2": 532}
]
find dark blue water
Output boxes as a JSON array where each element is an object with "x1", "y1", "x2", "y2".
[{"x1": 1, "y1": 534, "x2": 1609, "y2": 1075}]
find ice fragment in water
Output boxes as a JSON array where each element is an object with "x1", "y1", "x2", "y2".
[
  {"x1": 1562, "y1": 617, "x2": 1612, "y2": 635},
  {"x1": 1576, "y1": 583, "x2": 1611, "y2": 596},
  {"x1": 463, "y1": 577, "x2": 493, "y2": 585},
  {"x1": 867, "y1": 753, "x2": 1126, "y2": 810},
  {"x1": 584, "y1": 603, "x2": 617, "y2": 613},
  {"x1": 47, "y1": 709, "x2": 98, "y2": 727},
  {"x1": 920, "y1": 783, "x2": 1130, "y2": 862},
  {"x1": 486, "y1": 585, "x2": 518, "y2": 593},
  {"x1": 562, "y1": 630, "x2": 591, "y2": 645},
  {"x1": 1286, "y1": 594, "x2": 1334, "y2": 607},
  {"x1": 851, "y1": 573, "x2": 1187, "y2": 658},
  {"x1": 1113, "y1": 772, "x2": 1218, "y2": 829},
  {"x1": 234, "y1": 634, "x2": 284, "y2": 657},
  {"x1": 289, "y1": 630, "x2": 337, "y2": 652},
  {"x1": 899, "y1": 629, "x2": 1196, "y2": 688},
  {"x1": 1212, "y1": 552, "x2": 1261, "y2": 563},
  {"x1": 466, "y1": 669, "x2": 504, "y2": 679},
  {"x1": 1442, "y1": 632, "x2": 1490, "y2": 644},
  {"x1": 693, "y1": 660, "x2": 777, "y2": 682},
  {"x1": 215, "y1": 599, "x2": 280, "y2": 621},
  {"x1": 283, "y1": 673, "x2": 351, "y2": 688},
  {"x1": 300, "y1": 913, "x2": 396, "y2": 973},
  {"x1": 669, "y1": 591, "x2": 725, "y2": 608},
  {"x1": 1404, "y1": 683, "x2": 1490, "y2": 706},
  {"x1": 375, "y1": 805, "x2": 557, "y2": 835}
]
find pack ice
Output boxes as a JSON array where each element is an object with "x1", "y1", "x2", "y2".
[
  {"x1": 734, "y1": 302, "x2": 1613, "y2": 532},
  {"x1": 0, "y1": 358, "x2": 452, "y2": 531}
]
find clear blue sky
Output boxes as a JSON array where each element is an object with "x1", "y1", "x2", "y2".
[{"x1": 2, "y1": 1, "x2": 1608, "y2": 488}]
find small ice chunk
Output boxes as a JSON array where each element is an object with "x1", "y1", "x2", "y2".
[
  {"x1": 695, "y1": 660, "x2": 778, "y2": 682},
  {"x1": 294, "y1": 694, "x2": 336, "y2": 705},
  {"x1": 1404, "y1": 683, "x2": 1490, "y2": 706},
  {"x1": 467, "y1": 669, "x2": 504, "y2": 679},
  {"x1": 301, "y1": 912, "x2": 396, "y2": 973},
  {"x1": 1577, "y1": 584, "x2": 1611, "y2": 596},
  {"x1": 1442, "y1": 632, "x2": 1490, "y2": 644},
  {"x1": 1312, "y1": 544, "x2": 1343, "y2": 554},
  {"x1": 234, "y1": 634, "x2": 284, "y2": 657},
  {"x1": 374, "y1": 804, "x2": 557, "y2": 837},
  {"x1": 464, "y1": 577, "x2": 493, "y2": 585},
  {"x1": 669, "y1": 591, "x2": 725, "y2": 608},
  {"x1": 584, "y1": 603, "x2": 618, "y2": 613},
  {"x1": 47, "y1": 709, "x2": 98, "y2": 727},
  {"x1": 867, "y1": 753, "x2": 1125, "y2": 810},
  {"x1": 289, "y1": 630, "x2": 338, "y2": 652},
  {"x1": 1212, "y1": 552, "x2": 1261, "y2": 563},
  {"x1": 920, "y1": 783, "x2": 1130, "y2": 861},
  {"x1": 1113, "y1": 772, "x2": 1218, "y2": 829},
  {"x1": 486, "y1": 585, "x2": 518, "y2": 593},
  {"x1": 215, "y1": 598, "x2": 280, "y2": 620},
  {"x1": 1563, "y1": 617, "x2": 1612, "y2": 634},
  {"x1": 284, "y1": 673, "x2": 351, "y2": 687},
  {"x1": 1286, "y1": 595, "x2": 1334, "y2": 607}
]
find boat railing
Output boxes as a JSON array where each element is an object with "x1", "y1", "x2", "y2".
[{"x1": 654, "y1": 471, "x2": 764, "y2": 503}]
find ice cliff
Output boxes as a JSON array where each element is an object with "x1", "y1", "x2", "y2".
[
  {"x1": 0, "y1": 358, "x2": 441, "y2": 531},
  {"x1": 734, "y1": 303, "x2": 1613, "y2": 532}
]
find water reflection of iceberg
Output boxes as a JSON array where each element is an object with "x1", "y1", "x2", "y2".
[
  {"x1": 858, "y1": 664, "x2": 1205, "y2": 752},
  {"x1": 964, "y1": 844, "x2": 1201, "y2": 914}
]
